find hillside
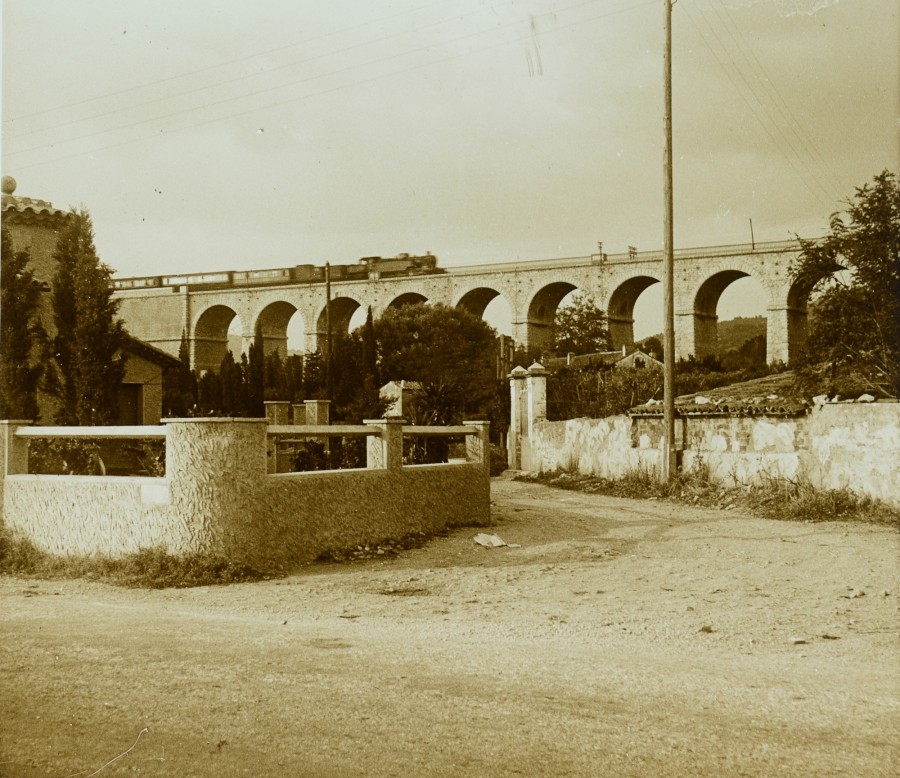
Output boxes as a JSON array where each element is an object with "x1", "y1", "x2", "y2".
[
  {"x1": 716, "y1": 316, "x2": 766, "y2": 353},
  {"x1": 641, "y1": 316, "x2": 766, "y2": 356}
]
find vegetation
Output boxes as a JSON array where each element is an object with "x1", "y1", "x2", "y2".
[
  {"x1": 375, "y1": 302, "x2": 498, "y2": 424},
  {"x1": 793, "y1": 170, "x2": 900, "y2": 397},
  {"x1": 162, "y1": 331, "x2": 199, "y2": 417},
  {"x1": 545, "y1": 352, "x2": 783, "y2": 421},
  {"x1": 551, "y1": 292, "x2": 611, "y2": 356},
  {"x1": 42, "y1": 209, "x2": 128, "y2": 424},
  {"x1": 0, "y1": 529, "x2": 274, "y2": 587},
  {"x1": 0, "y1": 228, "x2": 45, "y2": 420},
  {"x1": 522, "y1": 468, "x2": 899, "y2": 528}
]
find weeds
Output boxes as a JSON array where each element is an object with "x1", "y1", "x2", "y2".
[
  {"x1": 521, "y1": 467, "x2": 899, "y2": 528},
  {"x1": 0, "y1": 529, "x2": 275, "y2": 588}
]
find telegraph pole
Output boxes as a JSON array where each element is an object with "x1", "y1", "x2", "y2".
[
  {"x1": 325, "y1": 262, "x2": 333, "y2": 403},
  {"x1": 662, "y1": 0, "x2": 677, "y2": 480}
]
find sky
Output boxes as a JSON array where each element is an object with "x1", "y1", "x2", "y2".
[{"x1": 2, "y1": 0, "x2": 898, "y2": 337}]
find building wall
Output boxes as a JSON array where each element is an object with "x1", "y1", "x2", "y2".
[{"x1": 122, "y1": 353, "x2": 164, "y2": 425}]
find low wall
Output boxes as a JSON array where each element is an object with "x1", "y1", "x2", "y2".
[
  {"x1": 0, "y1": 418, "x2": 491, "y2": 567},
  {"x1": 519, "y1": 404, "x2": 900, "y2": 507}
]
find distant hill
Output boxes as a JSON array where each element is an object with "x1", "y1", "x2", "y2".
[
  {"x1": 716, "y1": 316, "x2": 766, "y2": 353},
  {"x1": 641, "y1": 316, "x2": 766, "y2": 356}
]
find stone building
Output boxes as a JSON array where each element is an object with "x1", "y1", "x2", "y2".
[{"x1": 1, "y1": 176, "x2": 177, "y2": 424}]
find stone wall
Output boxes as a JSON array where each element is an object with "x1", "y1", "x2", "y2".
[
  {"x1": 510, "y1": 365, "x2": 900, "y2": 507},
  {"x1": 0, "y1": 418, "x2": 491, "y2": 566}
]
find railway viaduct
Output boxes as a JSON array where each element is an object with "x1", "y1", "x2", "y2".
[{"x1": 113, "y1": 240, "x2": 812, "y2": 373}]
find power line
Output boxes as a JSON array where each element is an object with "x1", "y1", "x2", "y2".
[
  {"x1": 3, "y1": 0, "x2": 449, "y2": 126},
  {"x1": 684, "y1": 4, "x2": 836, "y2": 207},
  {"x1": 7, "y1": 0, "x2": 507, "y2": 143},
  {"x1": 5, "y1": 0, "x2": 655, "y2": 170},
  {"x1": 714, "y1": 5, "x2": 844, "y2": 197}
]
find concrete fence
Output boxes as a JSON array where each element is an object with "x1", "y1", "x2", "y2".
[
  {"x1": 0, "y1": 417, "x2": 490, "y2": 567},
  {"x1": 508, "y1": 364, "x2": 900, "y2": 507}
]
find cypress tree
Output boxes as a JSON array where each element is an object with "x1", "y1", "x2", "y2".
[
  {"x1": 43, "y1": 209, "x2": 128, "y2": 425},
  {"x1": 0, "y1": 228, "x2": 45, "y2": 420}
]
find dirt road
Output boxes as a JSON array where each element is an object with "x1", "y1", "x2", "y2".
[{"x1": 2, "y1": 479, "x2": 898, "y2": 777}]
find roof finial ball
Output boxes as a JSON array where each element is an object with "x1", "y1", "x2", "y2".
[{"x1": 1, "y1": 176, "x2": 16, "y2": 195}]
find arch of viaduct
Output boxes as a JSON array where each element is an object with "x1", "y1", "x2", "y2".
[{"x1": 113, "y1": 240, "x2": 812, "y2": 374}]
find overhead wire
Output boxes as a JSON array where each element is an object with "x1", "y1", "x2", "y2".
[
  {"x1": 5, "y1": 0, "x2": 656, "y2": 171},
  {"x1": 712, "y1": 4, "x2": 844, "y2": 198},
  {"x1": 683, "y1": 4, "x2": 837, "y2": 207},
  {"x1": 7, "y1": 0, "x2": 506, "y2": 143},
  {"x1": 3, "y1": 0, "x2": 449, "y2": 125}
]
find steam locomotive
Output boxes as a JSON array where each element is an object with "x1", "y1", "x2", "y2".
[{"x1": 113, "y1": 253, "x2": 441, "y2": 291}]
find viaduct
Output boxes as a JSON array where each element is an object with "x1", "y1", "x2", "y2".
[{"x1": 113, "y1": 240, "x2": 813, "y2": 373}]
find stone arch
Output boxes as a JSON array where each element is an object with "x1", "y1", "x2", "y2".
[
  {"x1": 455, "y1": 286, "x2": 513, "y2": 336},
  {"x1": 315, "y1": 296, "x2": 362, "y2": 349},
  {"x1": 689, "y1": 270, "x2": 758, "y2": 360},
  {"x1": 524, "y1": 281, "x2": 579, "y2": 351},
  {"x1": 782, "y1": 259, "x2": 846, "y2": 364},
  {"x1": 456, "y1": 286, "x2": 501, "y2": 317},
  {"x1": 254, "y1": 300, "x2": 299, "y2": 358},
  {"x1": 607, "y1": 275, "x2": 661, "y2": 351},
  {"x1": 388, "y1": 292, "x2": 428, "y2": 309},
  {"x1": 193, "y1": 304, "x2": 238, "y2": 373}
]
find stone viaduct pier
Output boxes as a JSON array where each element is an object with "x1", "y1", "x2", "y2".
[{"x1": 113, "y1": 240, "x2": 811, "y2": 373}]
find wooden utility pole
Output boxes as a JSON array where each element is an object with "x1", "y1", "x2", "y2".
[
  {"x1": 325, "y1": 262, "x2": 333, "y2": 403},
  {"x1": 662, "y1": 0, "x2": 677, "y2": 480}
]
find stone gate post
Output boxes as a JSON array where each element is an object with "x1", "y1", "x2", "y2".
[
  {"x1": 508, "y1": 366, "x2": 528, "y2": 469},
  {"x1": 526, "y1": 363, "x2": 549, "y2": 435}
]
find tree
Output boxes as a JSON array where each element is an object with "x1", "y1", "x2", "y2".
[
  {"x1": 552, "y1": 293, "x2": 611, "y2": 356},
  {"x1": 162, "y1": 330, "x2": 198, "y2": 416},
  {"x1": 792, "y1": 170, "x2": 900, "y2": 396},
  {"x1": 245, "y1": 335, "x2": 265, "y2": 416},
  {"x1": 374, "y1": 303, "x2": 497, "y2": 423},
  {"x1": 0, "y1": 228, "x2": 45, "y2": 420},
  {"x1": 43, "y1": 209, "x2": 128, "y2": 424}
]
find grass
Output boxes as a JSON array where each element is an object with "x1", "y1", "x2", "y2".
[
  {"x1": 0, "y1": 530, "x2": 277, "y2": 588},
  {"x1": 520, "y1": 467, "x2": 900, "y2": 528}
]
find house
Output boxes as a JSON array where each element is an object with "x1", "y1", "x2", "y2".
[
  {"x1": 2, "y1": 176, "x2": 179, "y2": 424},
  {"x1": 544, "y1": 346, "x2": 663, "y2": 372}
]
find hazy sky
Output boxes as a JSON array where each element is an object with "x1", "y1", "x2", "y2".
[{"x1": 2, "y1": 0, "x2": 898, "y2": 334}]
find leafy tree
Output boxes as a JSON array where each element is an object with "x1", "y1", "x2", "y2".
[
  {"x1": 721, "y1": 334, "x2": 767, "y2": 373},
  {"x1": 374, "y1": 303, "x2": 497, "y2": 423},
  {"x1": 793, "y1": 170, "x2": 900, "y2": 396},
  {"x1": 0, "y1": 228, "x2": 45, "y2": 420},
  {"x1": 638, "y1": 336, "x2": 663, "y2": 361},
  {"x1": 552, "y1": 293, "x2": 611, "y2": 356},
  {"x1": 43, "y1": 209, "x2": 128, "y2": 424}
]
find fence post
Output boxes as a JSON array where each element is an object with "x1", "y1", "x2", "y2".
[
  {"x1": 264, "y1": 401, "x2": 290, "y2": 426},
  {"x1": 364, "y1": 418, "x2": 403, "y2": 471},
  {"x1": 291, "y1": 404, "x2": 307, "y2": 425},
  {"x1": 508, "y1": 366, "x2": 528, "y2": 469},
  {"x1": 0, "y1": 420, "x2": 32, "y2": 477},
  {"x1": 304, "y1": 400, "x2": 331, "y2": 426},
  {"x1": 463, "y1": 420, "x2": 491, "y2": 473},
  {"x1": 526, "y1": 362, "x2": 549, "y2": 437}
]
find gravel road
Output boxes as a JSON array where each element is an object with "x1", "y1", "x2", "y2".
[{"x1": 2, "y1": 479, "x2": 898, "y2": 777}]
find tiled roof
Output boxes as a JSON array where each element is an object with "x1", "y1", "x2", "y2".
[
  {"x1": 630, "y1": 370, "x2": 811, "y2": 417},
  {"x1": 1, "y1": 177, "x2": 72, "y2": 223},
  {"x1": 2, "y1": 192, "x2": 72, "y2": 221}
]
